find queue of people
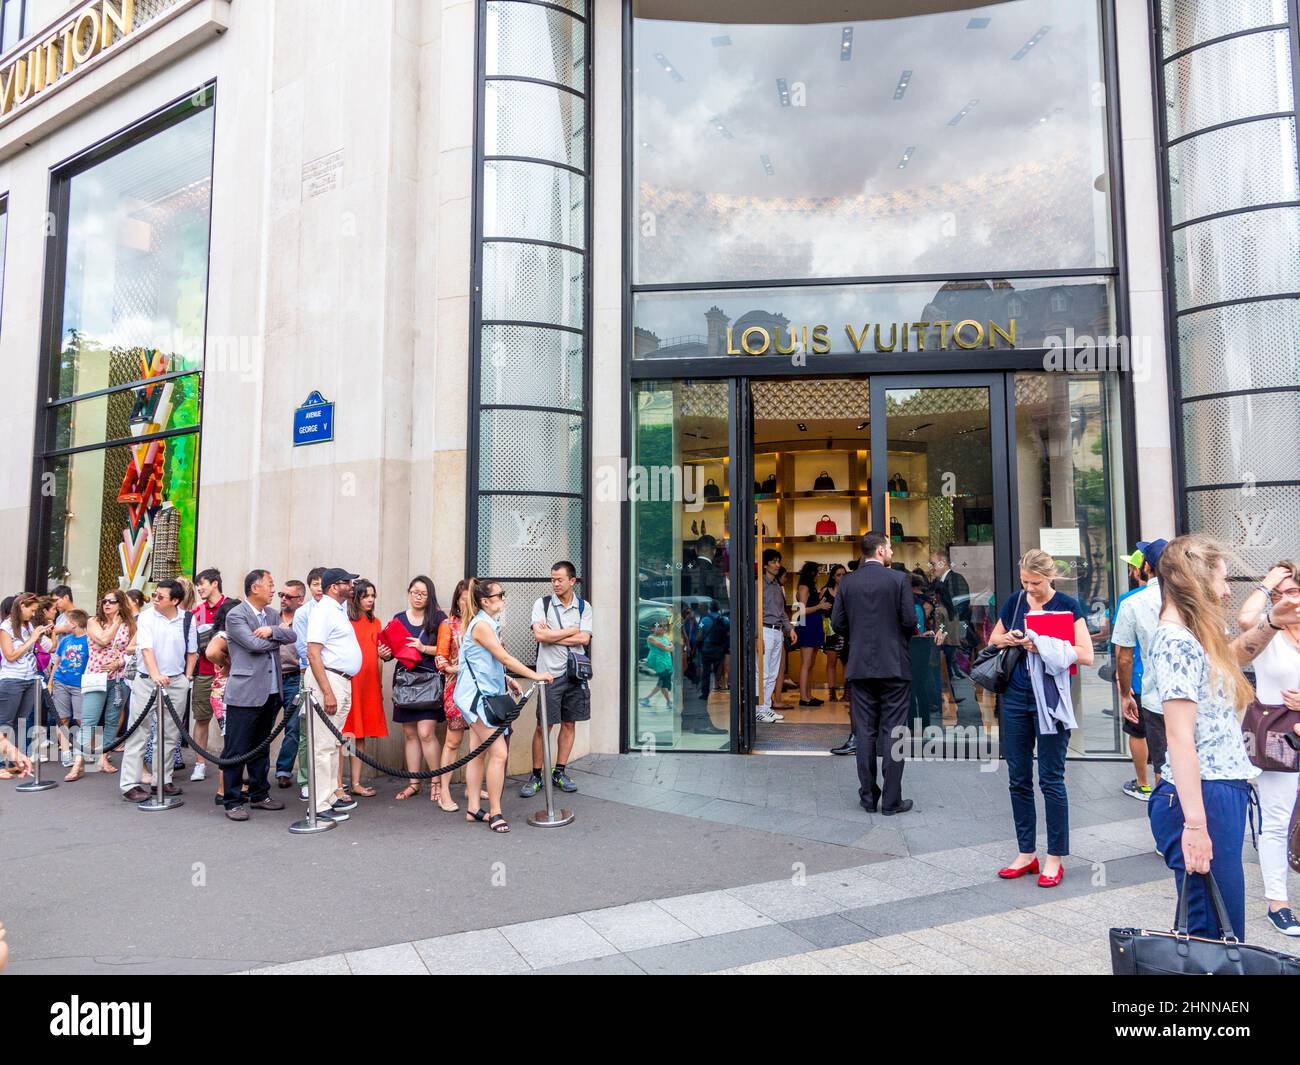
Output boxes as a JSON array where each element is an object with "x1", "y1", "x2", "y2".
[{"x1": 0, "y1": 561, "x2": 589, "y2": 836}]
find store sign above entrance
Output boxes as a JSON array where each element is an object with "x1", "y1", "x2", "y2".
[
  {"x1": 0, "y1": 0, "x2": 135, "y2": 119},
  {"x1": 726, "y1": 318, "x2": 1018, "y2": 356},
  {"x1": 294, "y1": 392, "x2": 335, "y2": 447}
]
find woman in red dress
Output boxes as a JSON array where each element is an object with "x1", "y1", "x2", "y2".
[{"x1": 344, "y1": 579, "x2": 390, "y2": 798}]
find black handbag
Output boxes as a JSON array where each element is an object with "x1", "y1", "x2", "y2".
[
  {"x1": 761, "y1": 474, "x2": 777, "y2": 494},
  {"x1": 703, "y1": 478, "x2": 722, "y2": 501},
  {"x1": 1110, "y1": 873, "x2": 1300, "y2": 975},
  {"x1": 970, "y1": 593, "x2": 1025, "y2": 695},
  {"x1": 890, "y1": 516, "x2": 905, "y2": 538},
  {"x1": 460, "y1": 651, "x2": 522, "y2": 728},
  {"x1": 813, "y1": 470, "x2": 836, "y2": 491},
  {"x1": 888, "y1": 473, "x2": 909, "y2": 494},
  {"x1": 392, "y1": 666, "x2": 444, "y2": 710}
]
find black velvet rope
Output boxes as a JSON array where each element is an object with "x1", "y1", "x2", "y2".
[{"x1": 163, "y1": 690, "x2": 290, "y2": 769}]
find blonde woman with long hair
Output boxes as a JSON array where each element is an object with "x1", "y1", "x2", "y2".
[
  {"x1": 1147, "y1": 535, "x2": 1300, "y2": 941},
  {"x1": 986, "y1": 548, "x2": 1093, "y2": 888}
]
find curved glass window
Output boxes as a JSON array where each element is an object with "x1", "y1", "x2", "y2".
[{"x1": 633, "y1": 0, "x2": 1113, "y2": 285}]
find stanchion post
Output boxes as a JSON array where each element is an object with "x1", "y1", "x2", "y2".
[
  {"x1": 15, "y1": 679, "x2": 56, "y2": 793},
  {"x1": 139, "y1": 685, "x2": 182, "y2": 811},
  {"x1": 527, "y1": 682, "x2": 573, "y2": 828},
  {"x1": 289, "y1": 688, "x2": 335, "y2": 834}
]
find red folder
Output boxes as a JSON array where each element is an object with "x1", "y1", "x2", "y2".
[
  {"x1": 1025, "y1": 611, "x2": 1078, "y2": 675},
  {"x1": 380, "y1": 618, "x2": 423, "y2": 669}
]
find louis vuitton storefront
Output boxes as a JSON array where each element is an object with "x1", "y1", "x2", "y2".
[{"x1": 622, "y1": 0, "x2": 1138, "y2": 758}]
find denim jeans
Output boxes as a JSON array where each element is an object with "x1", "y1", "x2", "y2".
[
  {"x1": 1148, "y1": 777, "x2": 1249, "y2": 941},
  {"x1": 276, "y1": 671, "x2": 302, "y2": 779},
  {"x1": 0, "y1": 677, "x2": 37, "y2": 762},
  {"x1": 79, "y1": 679, "x2": 127, "y2": 762},
  {"x1": 1000, "y1": 684, "x2": 1071, "y2": 856}
]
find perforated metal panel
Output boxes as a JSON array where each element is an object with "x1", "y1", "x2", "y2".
[
  {"x1": 1167, "y1": 116, "x2": 1299, "y2": 225},
  {"x1": 479, "y1": 409, "x2": 583, "y2": 493},
  {"x1": 479, "y1": 324, "x2": 583, "y2": 411},
  {"x1": 1177, "y1": 299, "x2": 1300, "y2": 396},
  {"x1": 1159, "y1": 0, "x2": 1289, "y2": 57},
  {"x1": 1164, "y1": 30, "x2": 1293, "y2": 142},
  {"x1": 481, "y1": 242, "x2": 583, "y2": 328},
  {"x1": 1173, "y1": 205, "x2": 1300, "y2": 307},
  {"x1": 484, "y1": 80, "x2": 586, "y2": 170},
  {"x1": 483, "y1": 159, "x2": 585, "y2": 248},
  {"x1": 1185, "y1": 485, "x2": 1300, "y2": 578},
  {"x1": 1181, "y1": 392, "x2": 1300, "y2": 486},
  {"x1": 485, "y1": 1, "x2": 585, "y2": 90},
  {"x1": 476, "y1": 497, "x2": 585, "y2": 580}
]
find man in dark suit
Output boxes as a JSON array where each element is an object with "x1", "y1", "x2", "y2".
[
  {"x1": 929, "y1": 549, "x2": 972, "y2": 677},
  {"x1": 831, "y1": 532, "x2": 918, "y2": 815}
]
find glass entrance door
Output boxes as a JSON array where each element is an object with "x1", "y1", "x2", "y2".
[{"x1": 872, "y1": 375, "x2": 1012, "y2": 758}]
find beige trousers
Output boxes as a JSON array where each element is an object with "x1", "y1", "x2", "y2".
[{"x1": 305, "y1": 670, "x2": 352, "y2": 814}]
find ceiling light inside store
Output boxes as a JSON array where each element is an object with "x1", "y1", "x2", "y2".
[
  {"x1": 654, "y1": 51, "x2": 684, "y2": 81},
  {"x1": 947, "y1": 99, "x2": 979, "y2": 126},
  {"x1": 760, "y1": 154, "x2": 775, "y2": 175},
  {"x1": 776, "y1": 78, "x2": 791, "y2": 106},
  {"x1": 840, "y1": 27, "x2": 853, "y2": 62},
  {"x1": 797, "y1": 423, "x2": 807, "y2": 432},
  {"x1": 711, "y1": 117, "x2": 734, "y2": 139},
  {"x1": 897, "y1": 146, "x2": 915, "y2": 169},
  {"x1": 1011, "y1": 26, "x2": 1051, "y2": 60},
  {"x1": 857, "y1": 422, "x2": 868, "y2": 431},
  {"x1": 893, "y1": 70, "x2": 912, "y2": 101}
]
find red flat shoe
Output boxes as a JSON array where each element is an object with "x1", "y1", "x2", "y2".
[
  {"x1": 997, "y1": 858, "x2": 1039, "y2": 879},
  {"x1": 1037, "y1": 865, "x2": 1064, "y2": 888}
]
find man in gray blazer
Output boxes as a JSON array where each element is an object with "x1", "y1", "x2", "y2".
[{"x1": 222, "y1": 569, "x2": 299, "y2": 821}]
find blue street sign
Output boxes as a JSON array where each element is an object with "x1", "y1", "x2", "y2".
[{"x1": 294, "y1": 391, "x2": 334, "y2": 446}]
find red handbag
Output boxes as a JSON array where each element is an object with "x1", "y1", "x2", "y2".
[{"x1": 815, "y1": 515, "x2": 837, "y2": 536}]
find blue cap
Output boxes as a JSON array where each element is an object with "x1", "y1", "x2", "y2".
[{"x1": 1137, "y1": 539, "x2": 1168, "y2": 571}]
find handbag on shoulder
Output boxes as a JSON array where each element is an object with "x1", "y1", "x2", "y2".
[
  {"x1": 392, "y1": 666, "x2": 444, "y2": 710},
  {"x1": 1241, "y1": 699, "x2": 1300, "y2": 772},
  {"x1": 969, "y1": 593, "x2": 1025, "y2": 695},
  {"x1": 1110, "y1": 872, "x2": 1300, "y2": 975},
  {"x1": 1290, "y1": 796, "x2": 1300, "y2": 874}
]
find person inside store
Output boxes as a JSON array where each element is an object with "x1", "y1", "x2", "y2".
[
  {"x1": 929, "y1": 551, "x2": 971, "y2": 673},
  {"x1": 792, "y1": 561, "x2": 828, "y2": 708},
  {"x1": 986, "y1": 549, "x2": 1092, "y2": 888},
  {"x1": 830, "y1": 532, "x2": 917, "y2": 815},
  {"x1": 755, "y1": 550, "x2": 795, "y2": 725},
  {"x1": 688, "y1": 598, "x2": 730, "y2": 737}
]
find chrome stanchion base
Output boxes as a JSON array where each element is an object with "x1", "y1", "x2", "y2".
[
  {"x1": 528, "y1": 807, "x2": 574, "y2": 828},
  {"x1": 288, "y1": 816, "x2": 336, "y2": 834},
  {"x1": 138, "y1": 796, "x2": 183, "y2": 812},
  {"x1": 14, "y1": 779, "x2": 57, "y2": 793}
]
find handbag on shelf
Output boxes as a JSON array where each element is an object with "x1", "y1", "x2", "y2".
[
  {"x1": 1241, "y1": 699, "x2": 1300, "y2": 772},
  {"x1": 889, "y1": 516, "x2": 905, "y2": 538},
  {"x1": 814, "y1": 515, "x2": 838, "y2": 536},
  {"x1": 392, "y1": 666, "x2": 444, "y2": 711},
  {"x1": 761, "y1": 474, "x2": 778, "y2": 494},
  {"x1": 813, "y1": 471, "x2": 836, "y2": 491},
  {"x1": 1110, "y1": 872, "x2": 1300, "y2": 975},
  {"x1": 888, "y1": 473, "x2": 909, "y2": 494},
  {"x1": 703, "y1": 478, "x2": 722, "y2": 502}
]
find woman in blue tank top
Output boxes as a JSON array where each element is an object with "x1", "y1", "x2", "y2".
[{"x1": 455, "y1": 578, "x2": 553, "y2": 833}]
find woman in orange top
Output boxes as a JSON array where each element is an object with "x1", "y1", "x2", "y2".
[{"x1": 344, "y1": 579, "x2": 389, "y2": 798}]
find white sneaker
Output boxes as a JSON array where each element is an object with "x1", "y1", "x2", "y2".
[
  {"x1": 300, "y1": 786, "x2": 309, "y2": 802},
  {"x1": 60, "y1": 750, "x2": 75, "y2": 768},
  {"x1": 756, "y1": 708, "x2": 784, "y2": 723},
  {"x1": 190, "y1": 762, "x2": 206, "y2": 782}
]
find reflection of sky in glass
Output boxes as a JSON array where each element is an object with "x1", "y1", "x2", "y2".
[
  {"x1": 633, "y1": 0, "x2": 1111, "y2": 284},
  {"x1": 634, "y1": 275, "x2": 1114, "y2": 357},
  {"x1": 60, "y1": 107, "x2": 215, "y2": 393}
]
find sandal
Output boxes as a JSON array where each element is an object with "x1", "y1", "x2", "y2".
[
  {"x1": 396, "y1": 783, "x2": 420, "y2": 801},
  {"x1": 0, "y1": 769, "x2": 15, "y2": 780},
  {"x1": 98, "y1": 758, "x2": 117, "y2": 774},
  {"x1": 488, "y1": 813, "x2": 510, "y2": 833},
  {"x1": 351, "y1": 784, "x2": 378, "y2": 798},
  {"x1": 465, "y1": 809, "x2": 489, "y2": 824},
  {"x1": 438, "y1": 796, "x2": 460, "y2": 812},
  {"x1": 64, "y1": 763, "x2": 85, "y2": 783}
]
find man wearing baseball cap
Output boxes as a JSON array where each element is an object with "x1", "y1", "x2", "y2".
[
  {"x1": 1112, "y1": 539, "x2": 1169, "y2": 805},
  {"x1": 1109, "y1": 548, "x2": 1154, "y2": 800},
  {"x1": 304, "y1": 569, "x2": 362, "y2": 821}
]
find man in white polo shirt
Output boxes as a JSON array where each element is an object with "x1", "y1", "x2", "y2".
[
  {"x1": 120, "y1": 580, "x2": 197, "y2": 802},
  {"x1": 305, "y1": 568, "x2": 363, "y2": 821}
]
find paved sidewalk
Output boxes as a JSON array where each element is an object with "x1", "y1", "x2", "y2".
[{"x1": 3, "y1": 752, "x2": 1292, "y2": 975}]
